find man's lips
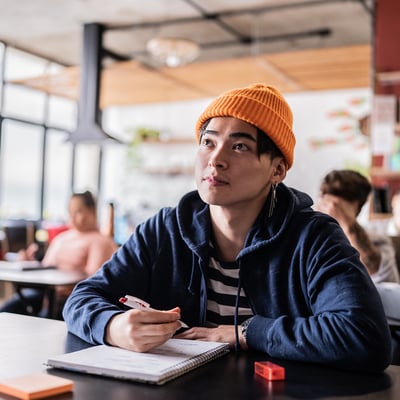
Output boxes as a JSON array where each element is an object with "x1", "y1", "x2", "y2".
[{"x1": 203, "y1": 176, "x2": 228, "y2": 185}]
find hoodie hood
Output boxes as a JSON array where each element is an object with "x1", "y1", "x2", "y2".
[{"x1": 176, "y1": 183, "x2": 314, "y2": 259}]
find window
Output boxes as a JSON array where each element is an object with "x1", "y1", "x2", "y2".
[
  {"x1": 2, "y1": 85, "x2": 47, "y2": 123},
  {"x1": 0, "y1": 120, "x2": 43, "y2": 219},
  {"x1": 0, "y1": 44, "x2": 78, "y2": 221},
  {"x1": 43, "y1": 129, "x2": 73, "y2": 221},
  {"x1": 48, "y1": 95, "x2": 77, "y2": 131}
]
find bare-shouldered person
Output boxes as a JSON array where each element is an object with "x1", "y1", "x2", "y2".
[
  {"x1": 43, "y1": 192, "x2": 118, "y2": 276},
  {"x1": 1, "y1": 191, "x2": 117, "y2": 317}
]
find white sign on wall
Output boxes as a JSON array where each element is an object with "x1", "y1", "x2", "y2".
[{"x1": 370, "y1": 95, "x2": 396, "y2": 155}]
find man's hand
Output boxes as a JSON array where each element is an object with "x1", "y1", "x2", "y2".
[
  {"x1": 314, "y1": 194, "x2": 356, "y2": 233},
  {"x1": 175, "y1": 325, "x2": 247, "y2": 349},
  {"x1": 105, "y1": 307, "x2": 182, "y2": 352}
]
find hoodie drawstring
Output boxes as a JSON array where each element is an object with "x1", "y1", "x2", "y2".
[
  {"x1": 234, "y1": 277, "x2": 242, "y2": 352},
  {"x1": 187, "y1": 260, "x2": 198, "y2": 295}
]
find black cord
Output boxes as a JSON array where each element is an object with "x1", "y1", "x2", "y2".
[{"x1": 234, "y1": 278, "x2": 242, "y2": 352}]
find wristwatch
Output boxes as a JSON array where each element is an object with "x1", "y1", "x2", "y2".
[{"x1": 240, "y1": 318, "x2": 252, "y2": 341}]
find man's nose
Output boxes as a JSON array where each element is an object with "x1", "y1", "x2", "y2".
[{"x1": 208, "y1": 146, "x2": 228, "y2": 168}]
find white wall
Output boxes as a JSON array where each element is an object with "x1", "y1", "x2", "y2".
[{"x1": 284, "y1": 88, "x2": 371, "y2": 199}]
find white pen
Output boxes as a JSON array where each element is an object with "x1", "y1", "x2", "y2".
[{"x1": 119, "y1": 295, "x2": 189, "y2": 328}]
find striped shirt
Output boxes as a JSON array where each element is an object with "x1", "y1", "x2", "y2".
[{"x1": 206, "y1": 252, "x2": 253, "y2": 327}]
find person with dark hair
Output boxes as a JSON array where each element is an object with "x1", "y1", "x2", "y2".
[
  {"x1": 315, "y1": 169, "x2": 399, "y2": 284},
  {"x1": 63, "y1": 84, "x2": 392, "y2": 372},
  {"x1": 0, "y1": 191, "x2": 118, "y2": 318}
]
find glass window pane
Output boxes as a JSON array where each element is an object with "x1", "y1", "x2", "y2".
[
  {"x1": 0, "y1": 42, "x2": 4, "y2": 111},
  {"x1": 0, "y1": 120, "x2": 43, "y2": 220},
  {"x1": 43, "y1": 130, "x2": 73, "y2": 222},
  {"x1": 2, "y1": 85, "x2": 47, "y2": 123},
  {"x1": 74, "y1": 144, "x2": 100, "y2": 194},
  {"x1": 47, "y1": 95, "x2": 77, "y2": 131},
  {"x1": 4, "y1": 47, "x2": 49, "y2": 81}
]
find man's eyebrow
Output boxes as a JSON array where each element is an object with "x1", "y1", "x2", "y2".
[
  {"x1": 203, "y1": 130, "x2": 256, "y2": 142},
  {"x1": 229, "y1": 132, "x2": 257, "y2": 142}
]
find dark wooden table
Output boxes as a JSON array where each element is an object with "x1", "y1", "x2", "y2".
[{"x1": 1, "y1": 313, "x2": 399, "y2": 399}]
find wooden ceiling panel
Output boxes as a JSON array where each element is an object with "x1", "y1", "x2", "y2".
[
  {"x1": 162, "y1": 57, "x2": 303, "y2": 96},
  {"x1": 15, "y1": 68, "x2": 80, "y2": 100},
  {"x1": 268, "y1": 45, "x2": 371, "y2": 90}
]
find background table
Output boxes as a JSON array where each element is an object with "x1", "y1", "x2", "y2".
[
  {"x1": 1, "y1": 313, "x2": 400, "y2": 400},
  {"x1": 0, "y1": 267, "x2": 84, "y2": 318}
]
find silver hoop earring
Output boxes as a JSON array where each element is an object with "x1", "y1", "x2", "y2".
[{"x1": 268, "y1": 183, "x2": 277, "y2": 218}]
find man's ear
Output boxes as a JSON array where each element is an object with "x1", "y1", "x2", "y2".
[{"x1": 273, "y1": 157, "x2": 287, "y2": 183}]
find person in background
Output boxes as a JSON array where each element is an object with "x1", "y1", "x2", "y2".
[
  {"x1": 63, "y1": 84, "x2": 392, "y2": 372},
  {"x1": 0, "y1": 190, "x2": 118, "y2": 318},
  {"x1": 387, "y1": 190, "x2": 400, "y2": 236},
  {"x1": 315, "y1": 169, "x2": 399, "y2": 284}
]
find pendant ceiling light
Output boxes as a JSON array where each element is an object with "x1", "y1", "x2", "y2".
[{"x1": 146, "y1": 37, "x2": 200, "y2": 68}]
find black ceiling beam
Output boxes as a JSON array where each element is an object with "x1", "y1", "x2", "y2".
[
  {"x1": 183, "y1": 0, "x2": 367, "y2": 46},
  {"x1": 103, "y1": 48, "x2": 131, "y2": 62},
  {"x1": 182, "y1": 0, "x2": 251, "y2": 43},
  {"x1": 197, "y1": 28, "x2": 332, "y2": 50}
]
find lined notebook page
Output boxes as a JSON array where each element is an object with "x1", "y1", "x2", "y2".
[{"x1": 46, "y1": 338, "x2": 230, "y2": 385}]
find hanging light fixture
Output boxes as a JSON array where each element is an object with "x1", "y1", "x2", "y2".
[{"x1": 146, "y1": 37, "x2": 200, "y2": 68}]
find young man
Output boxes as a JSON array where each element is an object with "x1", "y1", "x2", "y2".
[
  {"x1": 315, "y1": 169, "x2": 399, "y2": 284},
  {"x1": 63, "y1": 84, "x2": 392, "y2": 372}
]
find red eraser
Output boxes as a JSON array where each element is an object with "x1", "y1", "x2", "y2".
[{"x1": 254, "y1": 361, "x2": 285, "y2": 381}]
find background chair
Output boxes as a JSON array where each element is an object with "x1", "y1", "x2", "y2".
[
  {"x1": 1, "y1": 220, "x2": 36, "y2": 256},
  {"x1": 375, "y1": 282, "x2": 400, "y2": 365}
]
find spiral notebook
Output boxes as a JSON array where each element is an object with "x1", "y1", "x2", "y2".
[{"x1": 46, "y1": 339, "x2": 230, "y2": 385}]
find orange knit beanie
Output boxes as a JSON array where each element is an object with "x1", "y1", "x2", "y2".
[{"x1": 195, "y1": 83, "x2": 296, "y2": 168}]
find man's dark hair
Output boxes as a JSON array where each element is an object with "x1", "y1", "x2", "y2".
[
  {"x1": 256, "y1": 128, "x2": 283, "y2": 159},
  {"x1": 320, "y1": 169, "x2": 371, "y2": 214}
]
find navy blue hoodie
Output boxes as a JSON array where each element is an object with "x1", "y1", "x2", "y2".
[{"x1": 63, "y1": 184, "x2": 392, "y2": 372}]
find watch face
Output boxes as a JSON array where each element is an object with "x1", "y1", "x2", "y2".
[{"x1": 240, "y1": 318, "x2": 252, "y2": 339}]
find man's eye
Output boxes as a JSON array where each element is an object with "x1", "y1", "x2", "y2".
[
  {"x1": 233, "y1": 143, "x2": 249, "y2": 151},
  {"x1": 201, "y1": 138, "x2": 212, "y2": 146}
]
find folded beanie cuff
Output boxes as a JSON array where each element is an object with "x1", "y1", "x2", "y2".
[{"x1": 195, "y1": 84, "x2": 295, "y2": 168}]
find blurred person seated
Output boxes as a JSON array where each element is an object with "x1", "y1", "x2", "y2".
[
  {"x1": 315, "y1": 169, "x2": 399, "y2": 284},
  {"x1": 387, "y1": 190, "x2": 400, "y2": 236},
  {"x1": 0, "y1": 190, "x2": 118, "y2": 318}
]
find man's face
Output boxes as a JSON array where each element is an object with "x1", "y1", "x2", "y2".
[{"x1": 195, "y1": 116, "x2": 282, "y2": 210}]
